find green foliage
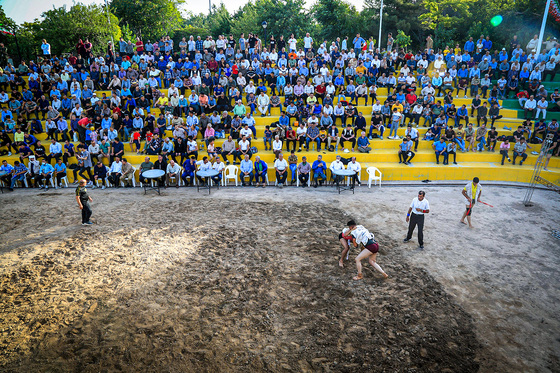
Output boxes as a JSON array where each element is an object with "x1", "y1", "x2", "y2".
[
  {"x1": 419, "y1": 0, "x2": 475, "y2": 30},
  {"x1": 312, "y1": 0, "x2": 361, "y2": 42},
  {"x1": 395, "y1": 30, "x2": 412, "y2": 49},
  {"x1": 110, "y1": 0, "x2": 184, "y2": 41},
  {"x1": 229, "y1": 0, "x2": 310, "y2": 40},
  {"x1": 29, "y1": 4, "x2": 121, "y2": 56},
  {"x1": 121, "y1": 23, "x2": 137, "y2": 43}
]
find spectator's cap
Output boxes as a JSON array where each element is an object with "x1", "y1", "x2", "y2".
[
  {"x1": 539, "y1": 85, "x2": 544, "y2": 88},
  {"x1": 160, "y1": 56, "x2": 163, "y2": 59},
  {"x1": 180, "y1": 95, "x2": 184, "y2": 99},
  {"x1": 29, "y1": 155, "x2": 35, "y2": 159},
  {"x1": 484, "y1": 57, "x2": 488, "y2": 60}
]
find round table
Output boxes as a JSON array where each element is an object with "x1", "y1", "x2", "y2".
[
  {"x1": 142, "y1": 169, "x2": 165, "y2": 195},
  {"x1": 332, "y1": 168, "x2": 357, "y2": 194},
  {"x1": 196, "y1": 169, "x2": 220, "y2": 194}
]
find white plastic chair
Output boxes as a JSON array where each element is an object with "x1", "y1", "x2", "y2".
[
  {"x1": 223, "y1": 165, "x2": 239, "y2": 186},
  {"x1": 366, "y1": 166, "x2": 382, "y2": 188},
  {"x1": 346, "y1": 167, "x2": 361, "y2": 186},
  {"x1": 56, "y1": 174, "x2": 69, "y2": 188},
  {"x1": 167, "y1": 166, "x2": 181, "y2": 186},
  {"x1": 120, "y1": 166, "x2": 137, "y2": 187},
  {"x1": 97, "y1": 166, "x2": 111, "y2": 188},
  {"x1": 12, "y1": 171, "x2": 29, "y2": 188}
]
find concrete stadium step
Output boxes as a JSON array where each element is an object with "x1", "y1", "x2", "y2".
[
  {"x1": 4, "y1": 145, "x2": 557, "y2": 170},
  {"x1": 22, "y1": 160, "x2": 558, "y2": 186}
]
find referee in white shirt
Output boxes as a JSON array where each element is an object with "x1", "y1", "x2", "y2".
[{"x1": 403, "y1": 190, "x2": 430, "y2": 250}]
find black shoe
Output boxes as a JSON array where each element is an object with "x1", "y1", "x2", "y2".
[
  {"x1": 403, "y1": 238, "x2": 410, "y2": 243},
  {"x1": 417, "y1": 245, "x2": 424, "y2": 250},
  {"x1": 520, "y1": 162, "x2": 523, "y2": 165},
  {"x1": 314, "y1": 183, "x2": 318, "y2": 188},
  {"x1": 453, "y1": 162, "x2": 457, "y2": 164}
]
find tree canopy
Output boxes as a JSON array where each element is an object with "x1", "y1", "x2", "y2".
[{"x1": 0, "y1": 0, "x2": 559, "y2": 63}]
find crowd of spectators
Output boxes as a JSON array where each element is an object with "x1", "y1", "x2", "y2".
[{"x1": 0, "y1": 30, "x2": 560, "y2": 190}]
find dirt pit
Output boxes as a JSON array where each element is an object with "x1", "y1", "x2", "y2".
[{"x1": 0, "y1": 186, "x2": 558, "y2": 372}]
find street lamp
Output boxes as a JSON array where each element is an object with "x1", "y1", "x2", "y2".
[{"x1": 262, "y1": 21, "x2": 267, "y2": 51}]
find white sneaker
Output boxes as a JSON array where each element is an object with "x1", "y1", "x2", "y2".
[
  {"x1": 7, "y1": 152, "x2": 11, "y2": 156},
  {"x1": 102, "y1": 185, "x2": 106, "y2": 190}
]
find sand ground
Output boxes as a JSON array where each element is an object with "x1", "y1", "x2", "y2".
[{"x1": 0, "y1": 184, "x2": 558, "y2": 372}]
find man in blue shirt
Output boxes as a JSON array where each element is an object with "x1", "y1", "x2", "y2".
[
  {"x1": 312, "y1": 155, "x2": 327, "y2": 188},
  {"x1": 54, "y1": 159, "x2": 67, "y2": 188},
  {"x1": 398, "y1": 137, "x2": 415, "y2": 165},
  {"x1": 0, "y1": 160, "x2": 14, "y2": 187},
  {"x1": 433, "y1": 138, "x2": 448, "y2": 165},
  {"x1": 37, "y1": 159, "x2": 54, "y2": 190},
  {"x1": 9, "y1": 161, "x2": 27, "y2": 190},
  {"x1": 240, "y1": 154, "x2": 254, "y2": 186}
]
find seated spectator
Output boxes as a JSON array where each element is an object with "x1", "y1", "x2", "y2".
[
  {"x1": 93, "y1": 160, "x2": 108, "y2": 189},
  {"x1": 312, "y1": 154, "x2": 327, "y2": 188},
  {"x1": 181, "y1": 157, "x2": 197, "y2": 186},
  {"x1": 36, "y1": 158, "x2": 54, "y2": 189},
  {"x1": 500, "y1": 138, "x2": 511, "y2": 165},
  {"x1": 9, "y1": 161, "x2": 27, "y2": 190},
  {"x1": 53, "y1": 159, "x2": 66, "y2": 188},
  {"x1": 211, "y1": 157, "x2": 225, "y2": 185},
  {"x1": 240, "y1": 154, "x2": 254, "y2": 186},
  {"x1": 356, "y1": 132, "x2": 371, "y2": 153},
  {"x1": 108, "y1": 157, "x2": 123, "y2": 187},
  {"x1": 475, "y1": 123, "x2": 488, "y2": 152},
  {"x1": 398, "y1": 137, "x2": 415, "y2": 165},
  {"x1": 447, "y1": 141, "x2": 457, "y2": 165},
  {"x1": 297, "y1": 156, "x2": 311, "y2": 187},
  {"x1": 120, "y1": 158, "x2": 135, "y2": 187},
  {"x1": 254, "y1": 155, "x2": 268, "y2": 187},
  {"x1": 512, "y1": 138, "x2": 529, "y2": 165},
  {"x1": 195, "y1": 156, "x2": 213, "y2": 186},
  {"x1": 166, "y1": 159, "x2": 181, "y2": 187},
  {"x1": 432, "y1": 138, "x2": 448, "y2": 164},
  {"x1": 274, "y1": 153, "x2": 288, "y2": 187}
]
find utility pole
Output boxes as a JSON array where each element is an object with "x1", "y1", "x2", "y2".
[
  {"x1": 536, "y1": 0, "x2": 552, "y2": 56},
  {"x1": 378, "y1": 0, "x2": 383, "y2": 49}
]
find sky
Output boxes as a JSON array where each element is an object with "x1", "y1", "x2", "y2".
[{"x1": 2, "y1": 0, "x2": 366, "y2": 25}]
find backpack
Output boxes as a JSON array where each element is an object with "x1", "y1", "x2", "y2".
[
  {"x1": 250, "y1": 146, "x2": 258, "y2": 154},
  {"x1": 340, "y1": 156, "x2": 351, "y2": 165}
]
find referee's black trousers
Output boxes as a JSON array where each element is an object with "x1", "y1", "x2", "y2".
[{"x1": 406, "y1": 213, "x2": 424, "y2": 246}]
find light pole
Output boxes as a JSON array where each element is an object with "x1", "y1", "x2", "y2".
[
  {"x1": 378, "y1": 0, "x2": 383, "y2": 50},
  {"x1": 262, "y1": 21, "x2": 267, "y2": 51}
]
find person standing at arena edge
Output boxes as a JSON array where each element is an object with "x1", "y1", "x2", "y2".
[
  {"x1": 75, "y1": 179, "x2": 93, "y2": 225},
  {"x1": 403, "y1": 190, "x2": 430, "y2": 250},
  {"x1": 460, "y1": 177, "x2": 482, "y2": 228}
]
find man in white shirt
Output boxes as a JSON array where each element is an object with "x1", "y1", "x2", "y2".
[
  {"x1": 347, "y1": 157, "x2": 361, "y2": 188},
  {"x1": 257, "y1": 92, "x2": 270, "y2": 117},
  {"x1": 47, "y1": 139, "x2": 63, "y2": 163},
  {"x1": 403, "y1": 190, "x2": 430, "y2": 250},
  {"x1": 211, "y1": 157, "x2": 225, "y2": 185},
  {"x1": 329, "y1": 155, "x2": 345, "y2": 186},
  {"x1": 272, "y1": 135, "x2": 283, "y2": 159},
  {"x1": 166, "y1": 159, "x2": 181, "y2": 187},
  {"x1": 108, "y1": 157, "x2": 123, "y2": 187},
  {"x1": 235, "y1": 135, "x2": 252, "y2": 163},
  {"x1": 536, "y1": 97, "x2": 548, "y2": 120},
  {"x1": 195, "y1": 156, "x2": 213, "y2": 185},
  {"x1": 274, "y1": 153, "x2": 288, "y2": 187},
  {"x1": 524, "y1": 95, "x2": 537, "y2": 119}
]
